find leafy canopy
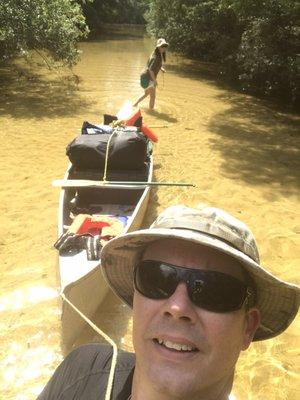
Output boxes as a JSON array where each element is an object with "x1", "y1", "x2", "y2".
[
  {"x1": 145, "y1": 0, "x2": 299, "y2": 104},
  {"x1": 0, "y1": 0, "x2": 89, "y2": 65}
]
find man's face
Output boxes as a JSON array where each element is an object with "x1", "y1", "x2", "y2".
[{"x1": 132, "y1": 239, "x2": 260, "y2": 399}]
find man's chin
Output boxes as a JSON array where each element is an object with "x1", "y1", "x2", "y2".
[{"x1": 146, "y1": 361, "x2": 200, "y2": 398}]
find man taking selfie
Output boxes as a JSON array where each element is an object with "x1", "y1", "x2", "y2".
[{"x1": 38, "y1": 204, "x2": 299, "y2": 400}]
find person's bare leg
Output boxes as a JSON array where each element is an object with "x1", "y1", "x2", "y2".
[
  {"x1": 133, "y1": 89, "x2": 150, "y2": 107},
  {"x1": 149, "y1": 87, "x2": 156, "y2": 109}
]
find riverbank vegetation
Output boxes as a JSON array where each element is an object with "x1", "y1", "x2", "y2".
[
  {"x1": 145, "y1": 0, "x2": 299, "y2": 106},
  {"x1": 82, "y1": 0, "x2": 148, "y2": 30},
  {"x1": 0, "y1": 0, "x2": 298, "y2": 105},
  {"x1": 0, "y1": 0, "x2": 88, "y2": 66}
]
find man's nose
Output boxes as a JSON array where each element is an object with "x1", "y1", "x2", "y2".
[{"x1": 161, "y1": 282, "x2": 198, "y2": 323}]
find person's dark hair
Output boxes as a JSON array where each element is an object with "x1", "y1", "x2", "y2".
[{"x1": 154, "y1": 47, "x2": 166, "y2": 62}]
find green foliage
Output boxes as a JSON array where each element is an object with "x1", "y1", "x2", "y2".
[
  {"x1": 233, "y1": 0, "x2": 299, "y2": 102},
  {"x1": 83, "y1": 0, "x2": 149, "y2": 30},
  {"x1": 0, "y1": 0, "x2": 89, "y2": 65},
  {"x1": 145, "y1": 0, "x2": 299, "y2": 104},
  {"x1": 146, "y1": 1, "x2": 240, "y2": 61}
]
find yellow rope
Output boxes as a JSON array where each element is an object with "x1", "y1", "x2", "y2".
[
  {"x1": 61, "y1": 292, "x2": 118, "y2": 400},
  {"x1": 103, "y1": 129, "x2": 118, "y2": 182}
]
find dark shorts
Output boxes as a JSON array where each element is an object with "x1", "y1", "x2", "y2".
[{"x1": 140, "y1": 72, "x2": 151, "y2": 89}]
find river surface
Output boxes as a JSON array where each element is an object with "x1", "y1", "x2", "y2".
[{"x1": 0, "y1": 27, "x2": 299, "y2": 399}]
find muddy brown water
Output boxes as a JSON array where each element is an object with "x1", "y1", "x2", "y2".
[{"x1": 0, "y1": 29, "x2": 299, "y2": 399}]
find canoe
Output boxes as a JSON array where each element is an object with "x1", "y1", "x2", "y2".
[{"x1": 56, "y1": 136, "x2": 153, "y2": 349}]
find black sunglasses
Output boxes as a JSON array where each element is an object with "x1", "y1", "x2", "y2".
[{"x1": 134, "y1": 260, "x2": 254, "y2": 313}]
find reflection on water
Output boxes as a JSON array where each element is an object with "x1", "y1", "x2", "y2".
[
  {"x1": 0, "y1": 286, "x2": 57, "y2": 312},
  {"x1": 0, "y1": 26, "x2": 299, "y2": 399},
  {"x1": 0, "y1": 285, "x2": 62, "y2": 400}
]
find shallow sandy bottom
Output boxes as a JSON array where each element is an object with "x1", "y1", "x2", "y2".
[{"x1": 0, "y1": 33, "x2": 299, "y2": 399}]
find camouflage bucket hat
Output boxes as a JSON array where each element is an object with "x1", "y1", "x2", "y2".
[{"x1": 101, "y1": 204, "x2": 299, "y2": 341}]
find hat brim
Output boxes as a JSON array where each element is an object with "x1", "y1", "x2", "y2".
[
  {"x1": 101, "y1": 228, "x2": 299, "y2": 341},
  {"x1": 156, "y1": 43, "x2": 169, "y2": 48}
]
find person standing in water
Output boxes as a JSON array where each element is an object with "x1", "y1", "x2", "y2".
[{"x1": 133, "y1": 38, "x2": 168, "y2": 109}]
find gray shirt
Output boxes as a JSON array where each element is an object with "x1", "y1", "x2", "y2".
[{"x1": 37, "y1": 343, "x2": 134, "y2": 400}]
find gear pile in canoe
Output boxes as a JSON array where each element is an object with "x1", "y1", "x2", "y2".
[{"x1": 54, "y1": 108, "x2": 154, "y2": 348}]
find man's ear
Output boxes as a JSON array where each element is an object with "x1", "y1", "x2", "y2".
[{"x1": 242, "y1": 308, "x2": 261, "y2": 350}]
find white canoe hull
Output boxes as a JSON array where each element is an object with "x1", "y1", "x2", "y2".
[{"x1": 57, "y1": 158, "x2": 153, "y2": 349}]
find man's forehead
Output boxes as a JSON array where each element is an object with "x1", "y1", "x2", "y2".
[
  {"x1": 141, "y1": 238, "x2": 246, "y2": 280},
  {"x1": 143, "y1": 238, "x2": 217, "y2": 258}
]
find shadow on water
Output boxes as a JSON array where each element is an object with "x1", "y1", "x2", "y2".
[
  {"x1": 0, "y1": 63, "x2": 91, "y2": 119},
  {"x1": 144, "y1": 109, "x2": 178, "y2": 123},
  {"x1": 208, "y1": 94, "x2": 300, "y2": 195},
  {"x1": 89, "y1": 23, "x2": 146, "y2": 41},
  {"x1": 89, "y1": 31, "x2": 145, "y2": 42},
  {"x1": 167, "y1": 59, "x2": 224, "y2": 86},
  {"x1": 169, "y1": 58, "x2": 299, "y2": 113}
]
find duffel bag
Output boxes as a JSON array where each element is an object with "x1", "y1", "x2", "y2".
[{"x1": 66, "y1": 129, "x2": 148, "y2": 170}]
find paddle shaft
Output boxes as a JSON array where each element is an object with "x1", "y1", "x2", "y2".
[{"x1": 53, "y1": 179, "x2": 195, "y2": 188}]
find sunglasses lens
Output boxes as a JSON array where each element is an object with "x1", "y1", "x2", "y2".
[
  {"x1": 189, "y1": 271, "x2": 247, "y2": 312},
  {"x1": 134, "y1": 261, "x2": 249, "y2": 312},
  {"x1": 134, "y1": 261, "x2": 178, "y2": 299}
]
